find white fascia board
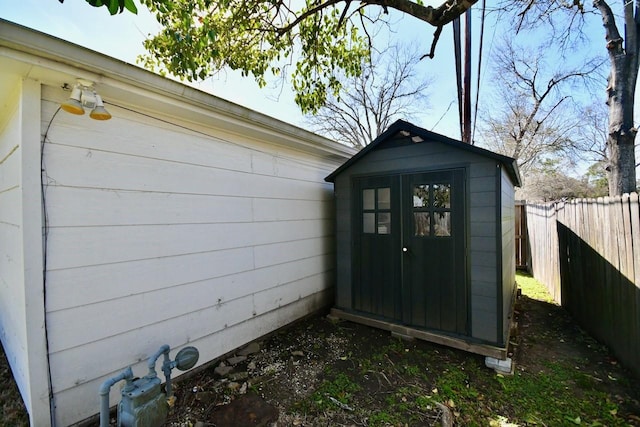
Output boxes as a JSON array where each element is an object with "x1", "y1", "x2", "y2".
[{"x1": 0, "y1": 19, "x2": 357, "y2": 161}]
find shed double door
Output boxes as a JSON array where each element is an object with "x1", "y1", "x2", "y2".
[{"x1": 353, "y1": 169, "x2": 467, "y2": 336}]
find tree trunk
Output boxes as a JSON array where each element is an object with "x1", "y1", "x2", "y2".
[
  {"x1": 607, "y1": 130, "x2": 637, "y2": 194},
  {"x1": 595, "y1": 0, "x2": 638, "y2": 195},
  {"x1": 605, "y1": 56, "x2": 638, "y2": 195}
]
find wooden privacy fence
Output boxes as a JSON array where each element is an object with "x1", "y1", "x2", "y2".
[{"x1": 525, "y1": 193, "x2": 640, "y2": 378}]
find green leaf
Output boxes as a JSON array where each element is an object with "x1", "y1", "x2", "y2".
[
  {"x1": 124, "y1": 0, "x2": 138, "y2": 14},
  {"x1": 84, "y1": 0, "x2": 136, "y2": 14},
  {"x1": 107, "y1": 0, "x2": 119, "y2": 15}
]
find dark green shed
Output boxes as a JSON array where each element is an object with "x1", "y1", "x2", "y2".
[{"x1": 325, "y1": 120, "x2": 521, "y2": 358}]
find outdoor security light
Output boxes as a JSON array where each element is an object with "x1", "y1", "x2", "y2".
[
  {"x1": 60, "y1": 84, "x2": 84, "y2": 115},
  {"x1": 89, "y1": 94, "x2": 112, "y2": 120},
  {"x1": 61, "y1": 80, "x2": 112, "y2": 120}
]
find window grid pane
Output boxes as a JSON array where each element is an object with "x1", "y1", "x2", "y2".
[
  {"x1": 434, "y1": 212, "x2": 451, "y2": 236},
  {"x1": 362, "y1": 187, "x2": 391, "y2": 235},
  {"x1": 363, "y1": 213, "x2": 375, "y2": 234},
  {"x1": 378, "y1": 188, "x2": 391, "y2": 210},
  {"x1": 414, "y1": 212, "x2": 430, "y2": 236},
  {"x1": 363, "y1": 189, "x2": 375, "y2": 210},
  {"x1": 413, "y1": 182, "x2": 452, "y2": 238},
  {"x1": 378, "y1": 212, "x2": 391, "y2": 234},
  {"x1": 433, "y1": 183, "x2": 451, "y2": 208},
  {"x1": 413, "y1": 184, "x2": 429, "y2": 208}
]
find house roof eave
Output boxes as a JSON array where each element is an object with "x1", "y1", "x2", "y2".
[{"x1": 0, "y1": 19, "x2": 357, "y2": 161}]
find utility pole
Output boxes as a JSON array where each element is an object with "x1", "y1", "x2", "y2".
[
  {"x1": 463, "y1": 9, "x2": 472, "y2": 144},
  {"x1": 453, "y1": 9, "x2": 473, "y2": 144}
]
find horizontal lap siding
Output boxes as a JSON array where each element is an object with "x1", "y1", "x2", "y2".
[
  {"x1": 333, "y1": 142, "x2": 499, "y2": 343},
  {"x1": 50, "y1": 288, "x2": 331, "y2": 426},
  {"x1": 40, "y1": 87, "x2": 342, "y2": 426}
]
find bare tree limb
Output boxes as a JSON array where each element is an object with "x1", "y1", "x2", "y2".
[
  {"x1": 307, "y1": 43, "x2": 432, "y2": 148},
  {"x1": 422, "y1": 26, "x2": 443, "y2": 59}
]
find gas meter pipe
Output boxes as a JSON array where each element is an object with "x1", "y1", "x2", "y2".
[
  {"x1": 98, "y1": 367, "x2": 133, "y2": 427},
  {"x1": 146, "y1": 344, "x2": 175, "y2": 397}
]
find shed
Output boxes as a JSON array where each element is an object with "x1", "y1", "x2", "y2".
[
  {"x1": 325, "y1": 120, "x2": 521, "y2": 358},
  {"x1": 0, "y1": 20, "x2": 355, "y2": 426}
]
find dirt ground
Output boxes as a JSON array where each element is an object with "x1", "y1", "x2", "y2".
[
  {"x1": 160, "y1": 285, "x2": 640, "y2": 427},
  {"x1": 2, "y1": 275, "x2": 640, "y2": 426}
]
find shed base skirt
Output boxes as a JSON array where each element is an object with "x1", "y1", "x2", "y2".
[{"x1": 329, "y1": 308, "x2": 508, "y2": 360}]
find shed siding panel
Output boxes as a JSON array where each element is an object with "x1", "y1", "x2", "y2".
[
  {"x1": 468, "y1": 161, "x2": 500, "y2": 344},
  {"x1": 500, "y1": 167, "x2": 516, "y2": 344},
  {"x1": 343, "y1": 143, "x2": 495, "y2": 176},
  {"x1": 471, "y1": 309, "x2": 497, "y2": 342},
  {"x1": 471, "y1": 221, "x2": 496, "y2": 238},
  {"x1": 470, "y1": 191, "x2": 496, "y2": 207},
  {"x1": 334, "y1": 173, "x2": 353, "y2": 309},
  {"x1": 331, "y1": 140, "x2": 501, "y2": 344},
  {"x1": 39, "y1": 85, "x2": 346, "y2": 426},
  {"x1": 469, "y1": 177, "x2": 495, "y2": 193}
]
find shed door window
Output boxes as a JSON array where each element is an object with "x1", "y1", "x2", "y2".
[
  {"x1": 413, "y1": 183, "x2": 451, "y2": 237},
  {"x1": 362, "y1": 188, "x2": 391, "y2": 234}
]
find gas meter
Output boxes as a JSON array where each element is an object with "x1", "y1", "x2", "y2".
[{"x1": 99, "y1": 345, "x2": 199, "y2": 427}]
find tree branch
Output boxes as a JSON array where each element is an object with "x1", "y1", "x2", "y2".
[
  {"x1": 337, "y1": 0, "x2": 352, "y2": 28},
  {"x1": 422, "y1": 26, "x2": 443, "y2": 59},
  {"x1": 593, "y1": 0, "x2": 623, "y2": 58},
  {"x1": 276, "y1": 0, "x2": 344, "y2": 35},
  {"x1": 361, "y1": 0, "x2": 477, "y2": 26}
]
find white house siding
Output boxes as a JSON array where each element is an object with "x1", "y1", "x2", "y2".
[
  {"x1": 39, "y1": 85, "x2": 343, "y2": 426},
  {"x1": 0, "y1": 77, "x2": 50, "y2": 426}
]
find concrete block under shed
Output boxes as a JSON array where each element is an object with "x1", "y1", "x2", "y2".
[{"x1": 485, "y1": 356, "x2": 514, "y2": 374}]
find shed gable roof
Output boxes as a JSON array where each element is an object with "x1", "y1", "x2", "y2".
[{"x1": 325, "y1": 120, "x2": 522, "y2": 186}]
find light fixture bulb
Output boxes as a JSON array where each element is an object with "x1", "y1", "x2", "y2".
[
  {"x1": 89, "y1": 94, "x2": 112, "y2": 120},
  {"x1": 60, "y1": 85, "x2": 85, "y2": 115}
]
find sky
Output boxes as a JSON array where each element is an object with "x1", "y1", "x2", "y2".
[
  {"x1": 0, "y1": 0, "x2": 476, "y2": 140},
  {"x1": 2, "y1": 0, "x2": 637, "y2": 179}
]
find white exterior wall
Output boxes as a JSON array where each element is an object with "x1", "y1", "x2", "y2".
[
  {"x1": 39, "y1": 85, "x2": 344, "y2": 426},
  {"x1": 0, "y1": 75, "x2": 26, "y2": 406},
  {"x1": 0, "y1": 76, "x2": 51, "y2": 425}
]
